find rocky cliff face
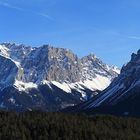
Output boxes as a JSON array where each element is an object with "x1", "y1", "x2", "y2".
[
  {"x1": 0, "y1": 43, "x2": 119, "y2": 111},
  {"x1": 81, "y1": 54, "x2": 118, "y2": 81},
  {"x1": 16, "y1": 45, "x2": 81, "y2": 83}
]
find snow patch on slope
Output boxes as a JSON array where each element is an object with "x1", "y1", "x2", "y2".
[
  {"x1": 51, "y1": 81, "x2": 72, "y2": 93},
  {"x1": 44, "y1": 74, "x2": 111, "y2": 94},
  {"x1": 79, "y1": 74, "x2": 111, "y2": 91},
  {"x1": 14, "y1": 80, "x2": 38, "y2": 91}
]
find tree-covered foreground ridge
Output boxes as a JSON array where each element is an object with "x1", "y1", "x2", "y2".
[{"x1": 0, "y1": 112, "x2": 139, "y2": 140}]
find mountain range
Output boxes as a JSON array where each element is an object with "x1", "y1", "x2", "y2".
[
  {"x1": 66, "y1": 49, "x2": 140, "y2": 117},
  {"x1": 0, "y1": 43, "x2": 119, "y2": 111}
]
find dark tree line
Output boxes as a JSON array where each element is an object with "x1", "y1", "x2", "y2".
[{"x1": 0, "y1": 112, "x2": 139, "y2": 140}]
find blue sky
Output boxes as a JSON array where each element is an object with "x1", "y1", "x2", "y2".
[{"x1": 0, "y1": 0, "x2": 140, "y2": 67}]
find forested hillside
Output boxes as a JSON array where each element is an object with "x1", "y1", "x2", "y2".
[{"x1": 0, "y1": 112, "x2": 140, "y2": 140}]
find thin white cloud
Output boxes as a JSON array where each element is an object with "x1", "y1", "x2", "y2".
[
  {"x1": 0, "y1": 1, "x2": 24, "y2": 11},
  {"x1": 37, "y1": 13, "x2": 53, "y2": 20},
  {"x1": 0, "y1": 1, "x2": 52, "y2": 20},
  {"x1": 128, "y1": 36, "x2": 140, "y2": 40}
]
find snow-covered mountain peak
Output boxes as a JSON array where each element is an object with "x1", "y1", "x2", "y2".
[
  {"x1": 0, "y1": 42, "x2": 120, "y2": 111},
  {"x1": 0, "y1": 43, "x2": 119, "y2": 83}
]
